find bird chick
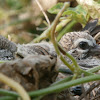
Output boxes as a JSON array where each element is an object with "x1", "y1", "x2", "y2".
[
  {"x1": 59, "y1": 19, "x2": 100, "y2": 69},
  {"x1": 60, "y1": 31, "x2": 96, "y2": 59}
]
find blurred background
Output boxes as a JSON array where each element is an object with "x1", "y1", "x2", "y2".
[{"x1": 0, "y1": 0, "x2": 78, "y2": 44}]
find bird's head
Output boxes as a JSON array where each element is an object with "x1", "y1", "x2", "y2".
[{"x1": 59, "y1": 19, "x2": 100, "y2": 60}]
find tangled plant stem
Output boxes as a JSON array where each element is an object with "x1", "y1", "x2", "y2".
[
  {"x1": 0, "y1": 65, "x2": 99, "y2": 98},
  {"x1": 33, "y1": 3, "x2": 70, "y2": 43},
  {"x1": 0, "y1": 89, "x2": 18, "y2": 97},
  {"x1": 50, "y1": 2, "x2": 75, "y2": 72},
  {"x1": 57, "y1": 20, "x2": 77, "y2": 41},
  {"x1": 50, "y1": 2, "x2": 93, "y2": 77},
  {"x1": 29, "y1": 74, "x2": 100, "y2": 97}
]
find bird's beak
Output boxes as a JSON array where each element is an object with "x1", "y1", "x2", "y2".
[{"x1": 90, "y1": 45, "x2": 100, "y2": 56}]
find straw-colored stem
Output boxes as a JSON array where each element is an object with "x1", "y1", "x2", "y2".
[{"x1": 0, "y1": 73, "x2": 30, "y2": 100}]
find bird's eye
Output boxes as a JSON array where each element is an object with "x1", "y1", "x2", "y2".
[{"x1": 78, "y1": 41, "x2": 89, "y2": 50}]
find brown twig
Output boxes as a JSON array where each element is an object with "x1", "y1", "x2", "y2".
[
  {"x1": 79, "y1": 81, "x2": 100, "y2": 100},
  {"x1": 89, "y1": 82, "x2": 96, "y2": 97},
  {"x1": 81, "y1": 73, "x2": 89, "y2": 100},
  {"x1": 34, "y1": 0, "x2": 50, "y2": 26},
  {"x1": 91, "y1": 94, "x2": 100, "y2": 100},
  {"x1": 94, "y1": 32, "x2": 100, "y2": 40}
]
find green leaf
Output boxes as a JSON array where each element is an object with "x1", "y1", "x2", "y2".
[
  {"x1": 63, "y1": 5, "x2": 89, "y2": 25},
  {"x1": 6, "y1": 0, "x2": 23, "y2": 9},
  {"x1": 76, "y1": 0, "x2": 100, "y2": 24},
  {"x1": 48, "y1": 3, "x2": 89, "y2": 25},
  {"x1": 48, "y1": 3, "x2": 64, "y2": 14},
  {"x1": 97, "y1": 0, "x2": 100, "y2": 3}
]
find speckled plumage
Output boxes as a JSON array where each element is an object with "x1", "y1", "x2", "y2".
[
  {"x1": 0, "y1": 35, "x2": 17, "y2": 60},
  {"x1": 59, "y1": 31, "x2": 96, "y2": 51},
  {"x1": 0, "y1": 35, "x2": 17, "y2": 53},
  {"x1": 59, "y1": 31, "x2": 100, "y2": 69},
  {"x1": 17, "y1": 42, "x2": 56, "y2": 58}
]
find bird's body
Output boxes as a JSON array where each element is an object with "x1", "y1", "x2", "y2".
[{"x1": 16, "y1": 42, "x2": 56, "y2": 58}]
